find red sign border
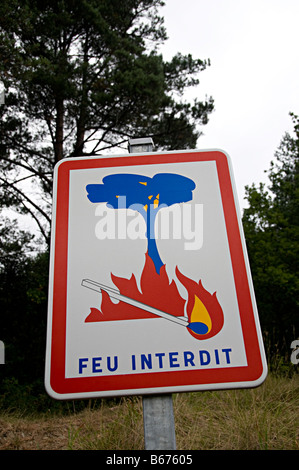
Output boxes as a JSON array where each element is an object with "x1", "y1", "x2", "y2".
[{"x1": 46, "y1": 150, "x2": 266, "y2": 397}]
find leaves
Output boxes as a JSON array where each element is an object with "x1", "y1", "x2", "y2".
[
  {"x1": 0, "y1": 0, "x2": 213, "y2": 243},
  {"x1": 243, "y1": 113, "x2": 299, "y2": 355}
]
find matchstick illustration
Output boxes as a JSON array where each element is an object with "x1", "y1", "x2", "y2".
[{"x1": 81, "y1": 279, "x2": 189, "y2": 328}]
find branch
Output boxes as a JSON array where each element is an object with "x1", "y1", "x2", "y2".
[
  {"x1": 19, "y1": 198, "x2": 49, "y2": 244},
  {"x1": 5, "y1": 134, "x2": 53, "y2": 165},
  {"x1": 0, "y1": 156, "x2": 52, "y2": 187},
  {"x1": 0, "y1": 177, "x2": 51, "y2": 224}
]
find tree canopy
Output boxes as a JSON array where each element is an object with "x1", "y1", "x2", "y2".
[
  {"x1": 242, "y1": 113, "x2": 299, "y2": 357},
  {"x1": 86, "y1": 172, "x2": 195, "y2": 273},
  {"x1": 0, "y1": 0, "x2": 214, "y2": 244}
]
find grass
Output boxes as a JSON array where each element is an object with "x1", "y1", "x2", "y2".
[
  {"x1": 0, "y1": 373, "x2": 298, "y2": 450},
  {"x1": 173, "y1": 373, "x2": 299, "y2": 450}
]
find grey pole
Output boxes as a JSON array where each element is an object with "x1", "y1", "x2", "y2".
[
  {"x1": 0, "y1": 340, "x2": 4, "y2": 365},
  {"x1": 128, "y1": 137, "x2": 177, "y2": 451},
  {"x1": 142, "y1": 394, "x2": 176, "y2": 450}
]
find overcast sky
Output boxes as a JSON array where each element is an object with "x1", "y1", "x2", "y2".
[{"x1": 160, "y1": 0, "x2": 299, "y2": 209}]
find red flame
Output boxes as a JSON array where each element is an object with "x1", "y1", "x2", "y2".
[
  {"x1": 85, "y1": 253, "x2": 185, "y2": 322},
  {"x1": 85, "y1": 253, "x2": 224, "y2": 340}
]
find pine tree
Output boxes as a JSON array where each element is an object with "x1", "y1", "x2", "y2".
[
  {"x1": 0, "y1": 0, "x2": 214, "y2": 244},
  {"x1": 242, "y1": 113, "x2": 299, "y2": 357}
]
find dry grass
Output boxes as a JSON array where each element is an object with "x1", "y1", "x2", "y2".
[
  {"x1": 0, "y1": 398, "x2": 145, "y2": 451},
  {"x1": 173, "y1": 374, "x2": 299, "y2": 450},
  {"x1": 0, "y1": 373, "x2": 298, "y2": 450}
]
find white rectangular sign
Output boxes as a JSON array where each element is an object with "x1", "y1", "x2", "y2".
[{"x1": 45, "y1": 149, "x2": 267, "y2": 399}]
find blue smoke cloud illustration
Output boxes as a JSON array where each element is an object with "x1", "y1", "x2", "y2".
[{"x1": 86, "y1": 173, "x2": 196, "y2": 273}]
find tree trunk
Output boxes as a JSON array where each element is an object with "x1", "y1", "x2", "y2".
[
  {"x1": 147, "y1": 208, "x2": 163, "y2": 274},
  {"x1": 74, "y1": 31, "x2": 89, "y2": 157},
  {"x1": 54, "y1": 96, "x2": 64, "y2": 162}
]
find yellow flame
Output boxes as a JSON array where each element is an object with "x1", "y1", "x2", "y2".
[
  {"x1": 190, "y1": 295, "x2": 212, "y2": 333},
  {"x1": 154, "y1": 193, "x2": 159, "y2": 208}
]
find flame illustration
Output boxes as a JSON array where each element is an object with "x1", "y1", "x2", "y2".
[
  {"x1": 85, "y1": 253, "x2": 224, "y2": 340},
  {"x1": 189, "y1": 295, "x2": 212, "y2": 335},
  {"x1": 85, "y1": 253, "x2": 185, "y2": 322},
  {"x1": 175, "y1": 268, "x2": 224, "y2": 340}
]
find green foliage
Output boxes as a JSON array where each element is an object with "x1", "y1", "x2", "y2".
[
  {"x1": 0, "y1": 220, "x2": 49, "y2": 395},
  {"x1": 0, "y1": 0, "x2": 214, "y2": 244},
  {"x1": 242, "y1": 113, "x2": 299, "y2": 357}
]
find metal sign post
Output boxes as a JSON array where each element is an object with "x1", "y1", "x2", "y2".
[
  {"x1": 0, "y1": 340, "x2": 4, "y2": 365},
  {"x1": 142, "y1": 394, "x2": 176, "y2": 450},
  {"x1": 128, "y1": 138, "x2": 177, "y2": 450}
]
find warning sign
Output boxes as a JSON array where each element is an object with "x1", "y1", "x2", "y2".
[{"x1": 45, "y1": 149, "x2": 267, "y2": 399}]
